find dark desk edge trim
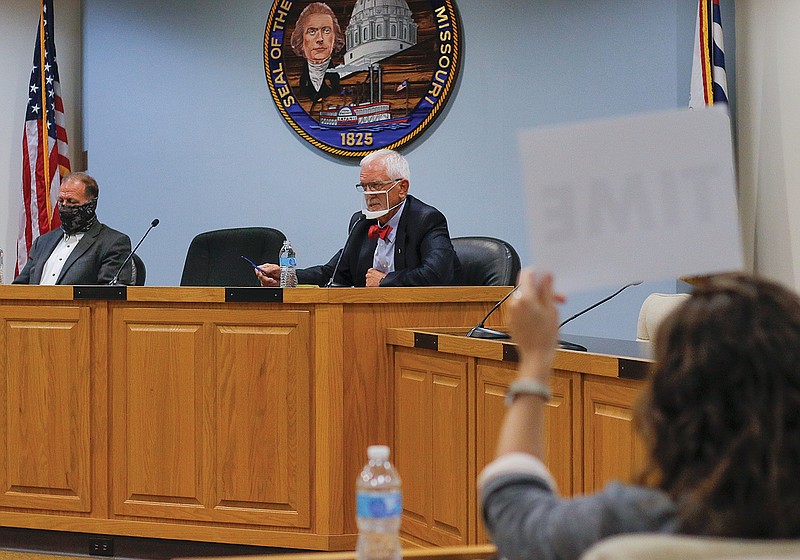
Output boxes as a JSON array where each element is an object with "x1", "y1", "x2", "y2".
[
  {"x1": 414, "y1": 333, "x2": 438, "y2": 351},
  {"x1": 225, "y1": 288, "x2": 283, "y2": 303},
  {"x1": 502, "y1": 344, "x2": 519, "y2": 362},
  {"x1": 73, "y1": 285, "x2": 127, "y2": 300},
  {"x1": 618, "y1": 358, "x2": 651, "y2": 380}
]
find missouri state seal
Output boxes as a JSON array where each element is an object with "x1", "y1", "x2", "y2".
[{"x1": 264, "y1": 0, "x2": 462, "y2": 157}]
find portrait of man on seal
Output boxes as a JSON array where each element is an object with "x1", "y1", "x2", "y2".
[
  {"x1": 264, "y1": 0, "x2": 462, "y2": 156},
  {"x1": 290, "y1": 2, "x2": 346, "y2": 103}
]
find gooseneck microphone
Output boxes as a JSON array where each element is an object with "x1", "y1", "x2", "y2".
[
  {"x1": 465, "y1": 280, "x2": 644, "y2": 348},
  {"x1": 558, "y1": 281, "x2": 643, "y2": 329},
  {"x1": 109, "y1": 218, "x2": 160, "y2": 285},
  {"x1": 466, "y1": 285, "x2": 518, "y2": 339},
  {"x1": 326, "y1": 214, "x2": 366, "y2": 288},
  {"x1": 557, "y1": 281, "x2": 643, "y2": 351}
]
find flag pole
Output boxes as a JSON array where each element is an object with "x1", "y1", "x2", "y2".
[{"x1": 38, "y1": 0, "x2": 52, "y2": 227}]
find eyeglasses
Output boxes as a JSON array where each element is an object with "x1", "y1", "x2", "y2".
[{"x1": 355, "y1": 180, "x2": 400, "y2": 193}]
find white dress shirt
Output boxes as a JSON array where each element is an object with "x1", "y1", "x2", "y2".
[{"x1": 40, "y1": 232, "x2": 85, "y2": 285}]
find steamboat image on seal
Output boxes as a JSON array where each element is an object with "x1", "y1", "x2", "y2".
[{"x1": 264, "y1": 0, "x2": 462, "y2": 157}]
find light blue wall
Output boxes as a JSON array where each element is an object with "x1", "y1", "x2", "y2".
[{"x1": 82, "y1": 0, "x2": 735, "y2": 339}]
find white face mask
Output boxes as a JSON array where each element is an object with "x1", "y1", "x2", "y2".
[{"x1": 360, "y1": 180, "x2": 403, "y2": 220}]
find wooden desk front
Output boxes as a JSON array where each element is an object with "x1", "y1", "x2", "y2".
[
  {"x1": 0, "y1": 285, "x2": 509, "y2": 550},
  {"x1": 387, "y1": 328, "x2": 652, "y2": 547}
]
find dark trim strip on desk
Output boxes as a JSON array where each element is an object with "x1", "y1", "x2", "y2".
[
  {"x1": 618, "y1": 358, "x2": 651, "y2": 380},
  {"x1": 414, "y1": 332, "x2": 438, "y2": 351},
  {"x1": 73, "y1": 285, "x2": 127, "y2": 300},
  {"x1": 225, "y1": 288, "x2": 283, "y2": 303},
  {"x1": 503, "y1": 344, "x2": 518, "y2": 362},
  {"x1": 400, "y1": 330, "x2": 649, "y2": 378}
]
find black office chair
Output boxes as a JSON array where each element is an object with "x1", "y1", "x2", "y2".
[
  {"x1": 131, "y1": 253, "x2": 146, "y2": 286},
  {"x1": 180, "y1": 227, "x2": 286, "y2": 286},
  {"x1": 451, "y1": 236, "x2": 521, "y2": 286}
]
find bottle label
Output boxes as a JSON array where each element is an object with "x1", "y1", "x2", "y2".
[
  {"x1": 280, "y1": 257, "x2": 296, "y2": 267},
  {"x1": 356, "y1": 491, "x2": 402, "y2": 518}
]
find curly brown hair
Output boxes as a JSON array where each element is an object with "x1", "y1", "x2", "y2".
[{"x1": 637, "y1": 273, "x2": 800, "y2": 538}]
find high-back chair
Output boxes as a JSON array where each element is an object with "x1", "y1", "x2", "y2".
[
  {"x1": 636, "y1": 292, "x2": 690, "y2": 342},
  {"x1": 180, "y1": 227, "x2": 286, "y2": 287},
  {"x1": 131, "y1": 253, "x2": 146, "y2": 286},
  {"x1": 451, "y1": 236, "x2": 521, "y2": 286}
]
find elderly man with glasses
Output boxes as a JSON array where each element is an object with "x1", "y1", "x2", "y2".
[{"x1": 256, "y1": 149, "x2": 460, "y2": 287}]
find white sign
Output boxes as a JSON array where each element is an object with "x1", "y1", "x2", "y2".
[{"x1": 518, "y1": 106, "x2": 743, "y2": 294}]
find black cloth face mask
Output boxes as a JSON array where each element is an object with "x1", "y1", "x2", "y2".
[{"x1": 59, "y1": 198, "x2": 97, "y2": 234}]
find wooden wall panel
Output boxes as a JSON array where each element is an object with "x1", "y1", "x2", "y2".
[
  {"x1": 543, "y1": 373, "x2": 580, "y2": 497},
  {"x1": 396, "y1": 363, "x2": 427, "y2": 530},
  {"x1": 0, "y1": 305, "x2": 92, "y2": 512},
  {"x1": 394, "y1": 349, "x2": 471, "y2": 546},
  {"x1": 430, "y1": 369, "x2": 470, "y2": 543},
  {"x1": 211, "y1": 313, "x2": 311, "y2": 527},
  {"x1": 112, "y1": 309, "x2": 205, "y2": 519},
  {"x1": 342, "y1": 301, "x2": 501, "y2": 535},
  {"x1": 311, "y1": 303, "x2": 345, "y2": 535},
  {"x1": 473, "y1": 361, "x2": 511, "y2": 545},
  {"x1": 111, "y1": 307, "x2": 311, "y2": 527},
  {"x1": 583, "y1": 378, "x2": 647, "y2": 493},
  {"x1": 474, "y1": 363, "x2": 579, "y2": 543},
  {"x1": 475, "y1": 365, "x2": 580, "y2": 487}
]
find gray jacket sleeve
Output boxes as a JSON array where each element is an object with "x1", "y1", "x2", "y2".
[{"x1": 481, "y1": 470, "x2": 678, "y2": 560}]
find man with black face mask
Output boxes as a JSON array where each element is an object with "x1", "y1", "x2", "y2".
[{"x1": 14, "y1": 172, "x2": 133, "y2": 285}]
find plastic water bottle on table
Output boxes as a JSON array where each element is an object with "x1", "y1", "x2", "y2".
[{"x1": 356, "y1": 445, "x2": 402, "y2": 560}]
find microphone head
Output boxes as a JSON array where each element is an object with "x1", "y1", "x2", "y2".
[
  {"x1": 630, "y1": 280, "x2": 643, "y2": 286},
  {"x1": 151, "y1": 218, "x2": 160, "y2": 227}
]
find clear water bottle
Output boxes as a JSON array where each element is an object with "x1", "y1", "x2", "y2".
[
  {"x1": 356, "y1": 445, "x2": 402, "y2": 560},
  {"x1": 279, "y1": 240, "x2": 297, "y2": 288}
]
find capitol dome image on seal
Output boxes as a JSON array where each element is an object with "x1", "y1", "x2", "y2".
[{"x1": 264, "y1": 0, "x2": 462, "y2": 157}]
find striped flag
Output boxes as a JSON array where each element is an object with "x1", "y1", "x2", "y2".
[
  {"x1": 396, "y1": 80, "x2": 408, "y2": 92},
  {"x1": 689, "y1": 0, "x2": 728, "y2": 108},
  {"x1": 17, "y1": 0, "x2": 71, "y2": 275}
]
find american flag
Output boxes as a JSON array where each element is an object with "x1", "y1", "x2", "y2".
[
  {"x1": 17, "y1": 0, "x2": 71, "y2": 275},
  {"x1": 396, "y1": 80, "x2": 408, "y2": 92},
  {"x1": 689, "y1": 0, "x2": 728, "y2": 108}
]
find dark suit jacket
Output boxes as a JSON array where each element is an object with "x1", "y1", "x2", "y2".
[
  {"x1": 299, "y1": 62, "x2": 340, "y2": 102},
  {"x1": 298, "y1": 195, "x2": 461, "y2": 287},
  {"x1": 13, "y1": 220, "x2": 133, "y2": 285}
]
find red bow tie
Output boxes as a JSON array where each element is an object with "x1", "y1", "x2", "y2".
[{"x1": 368, "y1": 224, "x2": 392, "y2": 240}]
